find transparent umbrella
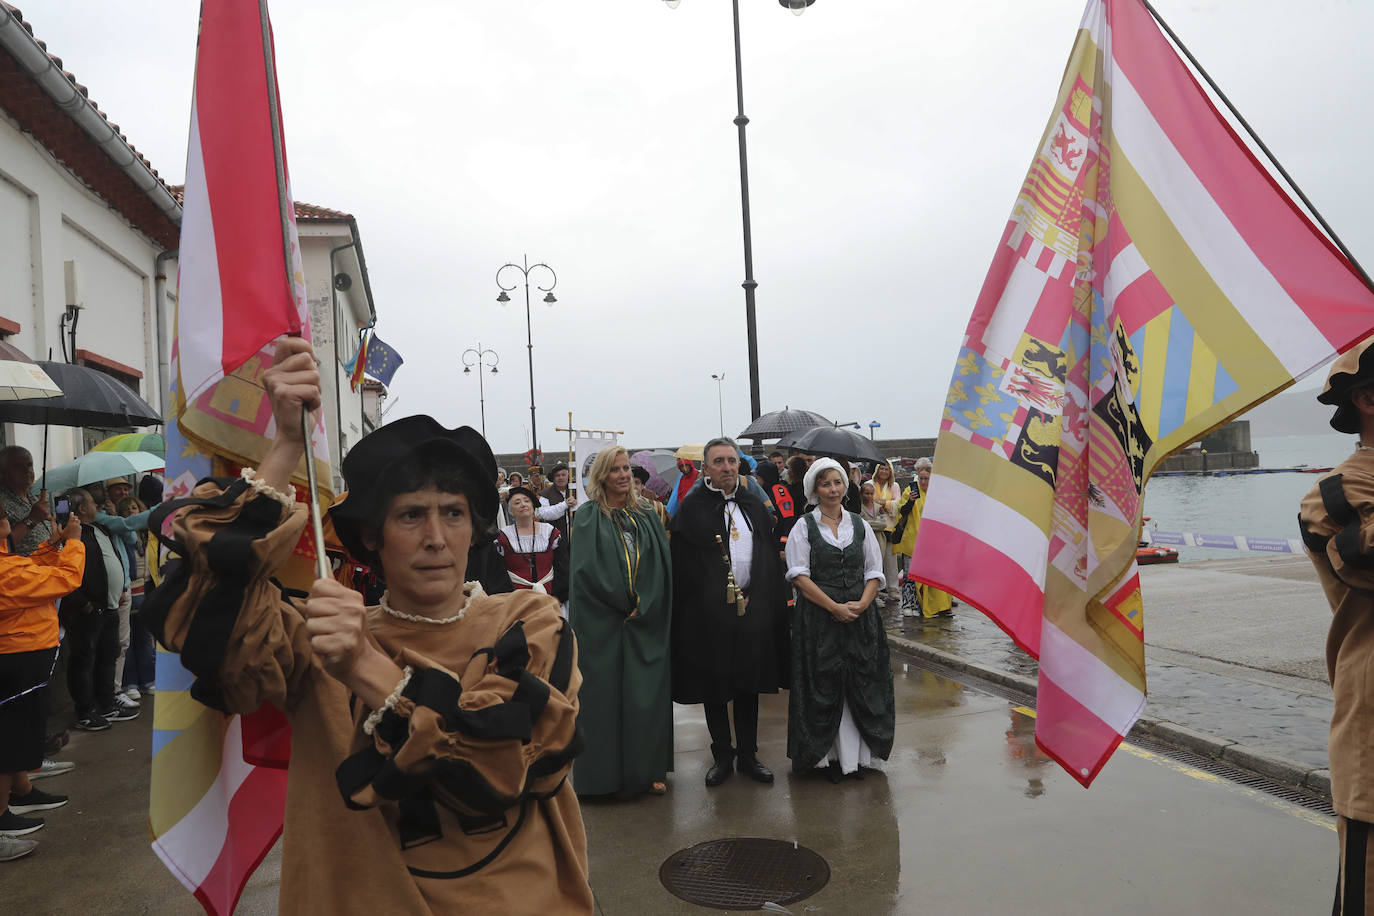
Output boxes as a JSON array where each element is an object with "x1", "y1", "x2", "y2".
[{"x1": 31, "y1": 451, "x2": 165, "y2": 496}]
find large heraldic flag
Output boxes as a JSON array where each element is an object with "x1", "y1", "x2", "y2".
[
  {"x1": 909, "y1": 0, "x2": 1374, "y2": 787},
  {"x1": 151, "y1": 2, "x2": 329, "y2": 914}
]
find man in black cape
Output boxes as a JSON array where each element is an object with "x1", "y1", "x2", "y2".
[{"x1": 670, "y1": 437, "x2": 789, "y2": 787}]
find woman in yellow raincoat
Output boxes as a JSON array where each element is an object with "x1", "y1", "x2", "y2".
[{"x1": 892, "y1": 458, "x2": 952, "y2": 619}]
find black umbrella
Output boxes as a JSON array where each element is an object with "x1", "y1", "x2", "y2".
[
  {"x1": 737, "y1": 407, "x2": 831, "y2": 441},
  {"x1": 0, "y1": 361, "x2": 162, "y2": 427},
  {"x1": 0, "y1": 361, "x2": 162, "y2": 494},
  {"x1": 778, "y1": 425, "x2": 887, "y2": 463}
]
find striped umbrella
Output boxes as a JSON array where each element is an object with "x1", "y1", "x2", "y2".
[{"x1": 91, "y1": 432, "x2": 166, "y2": 457}]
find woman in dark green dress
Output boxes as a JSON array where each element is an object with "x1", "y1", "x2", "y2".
[
  {"x1": 568, "y1": 447, "x2": 673, "y2": 797},
  {"x1": 784, "y1": 458, "x2": 895, "y2": 781}
]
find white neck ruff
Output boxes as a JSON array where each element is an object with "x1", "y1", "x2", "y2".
[{"x1": 379, "y1": 581, "x2": 485, "y2": 625}]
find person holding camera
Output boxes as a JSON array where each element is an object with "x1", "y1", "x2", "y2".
[{"x1": 0, "y1": 496, "x2": 83, "y2": 859}]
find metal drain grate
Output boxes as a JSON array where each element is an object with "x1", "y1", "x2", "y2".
[
  {"x1": 1126, "y1": 733, "x2": 1336, "y2": 817},
  {"x1": 659, "y1": 837, "x2": 830, "y2": 911}
]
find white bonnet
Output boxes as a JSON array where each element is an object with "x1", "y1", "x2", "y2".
[{"x1": 803, "y1": 457, "x2": 846, "y2": 504}]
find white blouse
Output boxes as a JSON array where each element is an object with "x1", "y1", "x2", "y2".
[
  {"x1": 784, "y1": 509, "x2": 885, "y2": 585},
  {"x1": 499, "y1": 522, "x2": 556, "y2": 553}
]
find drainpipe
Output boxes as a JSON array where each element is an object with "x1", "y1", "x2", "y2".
[
  {"x1": 329, "y1": 222, "x2": 376, "y2": 463},
  {"x1": 154, "y1": 249, "x2": 176, "y2": 415},
  {"x1": 331, "y1": 217, "x2": 378, "y2": 447}
]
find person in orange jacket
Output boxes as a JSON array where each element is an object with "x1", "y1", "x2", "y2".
[{"x1": 0, "y1": 500, "x2": 84, "y2": 860}]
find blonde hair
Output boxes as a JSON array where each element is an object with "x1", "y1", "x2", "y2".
[{"x1": 584, "y1": 447, "x2": 649, "y2": 514}]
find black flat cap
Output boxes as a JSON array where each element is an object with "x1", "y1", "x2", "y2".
[{"x1": 328, "y1": 416, "x2": 497, "y2": 564}]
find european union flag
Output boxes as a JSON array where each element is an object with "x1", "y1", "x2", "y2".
[{"x1": 364, "y1": 335, "x2": 404, "y2": 387}]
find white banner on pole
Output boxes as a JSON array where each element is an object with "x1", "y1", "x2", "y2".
[{"x1": 573, "y1": 432, "x2": 619, "y2": 499}]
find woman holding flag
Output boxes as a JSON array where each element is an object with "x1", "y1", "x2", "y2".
[{"x1": 146, "y1": 338, "x2": 593, "y2": 914}]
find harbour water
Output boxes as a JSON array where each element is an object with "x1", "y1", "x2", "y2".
[{"x1": 1143, "y1": 433, "x2": 1358, "y2": 561}]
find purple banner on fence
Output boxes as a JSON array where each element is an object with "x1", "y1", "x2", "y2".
[
  {"x1": 1245, "y1": 537, "x2": 1296, "y2": 554},
  {"x1": 1195, "y1": 533, "x2": 1240, "y2": 549}
]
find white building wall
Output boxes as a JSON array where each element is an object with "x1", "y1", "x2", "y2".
[
  {"x1": 0, "y1": 111, "x2": 165, "y2": 466},
  {"x1": 298, "y1": 226, "x2": 371, "y2": 491},
  {"x1": 0, "y1": 108, "x2": 372, "y2": 483}
]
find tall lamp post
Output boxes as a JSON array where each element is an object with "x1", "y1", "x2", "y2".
[
  {"x1": 495, "y1": 255, "x2": 557, "y2": 454},
  {"x1": 711, "y1": 372, "x2": 726, "y2": 437},
  {"x1": 868, "y1": 420, "x2": 880, "y2": 441},
  {"x1": 662, "y1": 0, "x2": 815, "y2": 422},
  {"x1": 462, "y1": 344, "x2": 499, "y2": 438}
]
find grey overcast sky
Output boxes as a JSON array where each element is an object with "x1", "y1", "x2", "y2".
[{"x1": 21, "y1": 0, "x2": 1374, "y2": 453}]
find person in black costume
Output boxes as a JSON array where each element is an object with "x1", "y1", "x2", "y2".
[{"x1": 670, "y1": 437, "x2": 789, "y2": 787}]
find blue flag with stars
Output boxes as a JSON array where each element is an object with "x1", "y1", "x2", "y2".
[{"x1": 364, "y1": 335, "x2": 404, "y2": 387}]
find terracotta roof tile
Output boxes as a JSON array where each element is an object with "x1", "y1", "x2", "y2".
[
  {"x1": 0, "y1": 1, "x2": 179, "y2": 246},
  {"x1": 167, "y1": 186, "x2": 353, "y2": 221}
]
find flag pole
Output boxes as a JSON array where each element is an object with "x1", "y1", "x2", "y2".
[
  {"x1": 259, "y1": 0, "x2": 329, "y2": 579},
  {"x1": 1143, "y1": 0, "x2": 1374, "y2": 295}
]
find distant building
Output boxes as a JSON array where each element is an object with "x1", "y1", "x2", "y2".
[{"x1": 0, "y1": 3, "x2": 379, "y2": 479}]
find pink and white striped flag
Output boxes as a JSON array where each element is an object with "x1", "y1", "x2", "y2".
[
  {"x1": 910, "y1": 0, "x2": 1374, "y2": 786},
  {"x1": 153, "y1": 2, "x2": 314, "y2": 913},
  {"x1": 176, "y1": 0, "x2": 303, "y2": 405}
]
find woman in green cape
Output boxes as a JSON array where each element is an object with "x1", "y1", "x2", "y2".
[{"x1": 568, "y1": 447, "x2": 673, "y2": 797}]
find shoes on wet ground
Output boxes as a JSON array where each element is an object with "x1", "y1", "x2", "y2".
[
  {"x1": 101, "y1": 702, "x2": 139, "y2": 722},
  {"x1": 0, "y1": 810, "x2": 44, "y2": 836},
  {"x1": 8, "y1": 787, "x2": 67, "y2": 815},
  {"x1": 72, "y1": 714, "x2": 110, "y2": 732},
  {"x1": 737, "y1": 757, "x2": 774, "y2": 784},
  {"x1": 28, "y1": 758, "x2": 75, "y2": 781},
  {"x1": 114, "y1": 692, "x2": 141, "y2": 710},
  {"x1": 705, "y1": 759, "x2": 733, "y2": 787},
  {"x1": 0, "y1": 834, "x2": 37, "y2": 861}
]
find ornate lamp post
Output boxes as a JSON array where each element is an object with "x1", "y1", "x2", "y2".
[
  {"x1": 661, "y1": 0, "x2": 815, "y2": 421},
  {"x1": 495, "y1": 255, "x2": 557, "y2": 454},
  {"x1": 462, "y1": 344, "x2": 499, "y2": 438}
]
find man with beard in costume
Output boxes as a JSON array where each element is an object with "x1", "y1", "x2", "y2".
[{"x1": 669, "y1": 437, "x2": 789, "y2": 787}]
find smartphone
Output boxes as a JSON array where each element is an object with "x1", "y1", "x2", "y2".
[{"x1": 55, "y1": 497, "x2": 70, "y2": 528}]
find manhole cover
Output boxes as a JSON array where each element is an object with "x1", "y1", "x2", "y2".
[{"x1": 659, "y1": 837, "x2": 830, "y2": 910}]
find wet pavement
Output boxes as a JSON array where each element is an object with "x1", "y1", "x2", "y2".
[
  {"x1": 884, "y1": 555, "x2": 1336, "y2": 792},
  {"x1": 1, "y1": 652, "x2": 1337, "y2": 915}
]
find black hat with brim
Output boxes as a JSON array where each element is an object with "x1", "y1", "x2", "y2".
[
  {"x1": 1319, "y1": 337, "x2": 1374, "y2": 434},
  {"x1": 505, "y1": 485, "x2": 539, "y2": 506},
  {"x1": 631, "y1": 465, "x2": 650, "y2": 484},
  {"x1": 328, "y1": 415, "x2": 497, "y2": 565}
]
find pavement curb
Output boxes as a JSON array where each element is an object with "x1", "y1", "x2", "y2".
[{"x1": 887, "y1": 632, "x2": 1332, "y2": 800}]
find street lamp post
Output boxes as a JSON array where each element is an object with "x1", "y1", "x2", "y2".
[
  {"x1": 711, "y1": 372, "x2": 726, "y2": 437},
  {"x1": 662, "y1": 0, "x2": 815, "y2": 422},
  {"x1": 462, "y1": 344, "x2": 499, "y2": 438},
  {"x1": 868, "y1": 420, "x2": 880, "y2": 441},
  {"x1": 495, "y1": 255, "x2": 557, "y2": 454}
]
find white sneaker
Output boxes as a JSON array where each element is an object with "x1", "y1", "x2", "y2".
[
  {"x1": 0, "y1": 835, "x2": 37, "y2": 862},
  {"x1": 124, "y1": 686, "x2": 141, "y2": 701},
  {"x1": 114, "y1": 692, "x2": 141, "y2": 710},
  {"x1": 29, "y1": 758, "x2": 75, "y2": 781}
]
